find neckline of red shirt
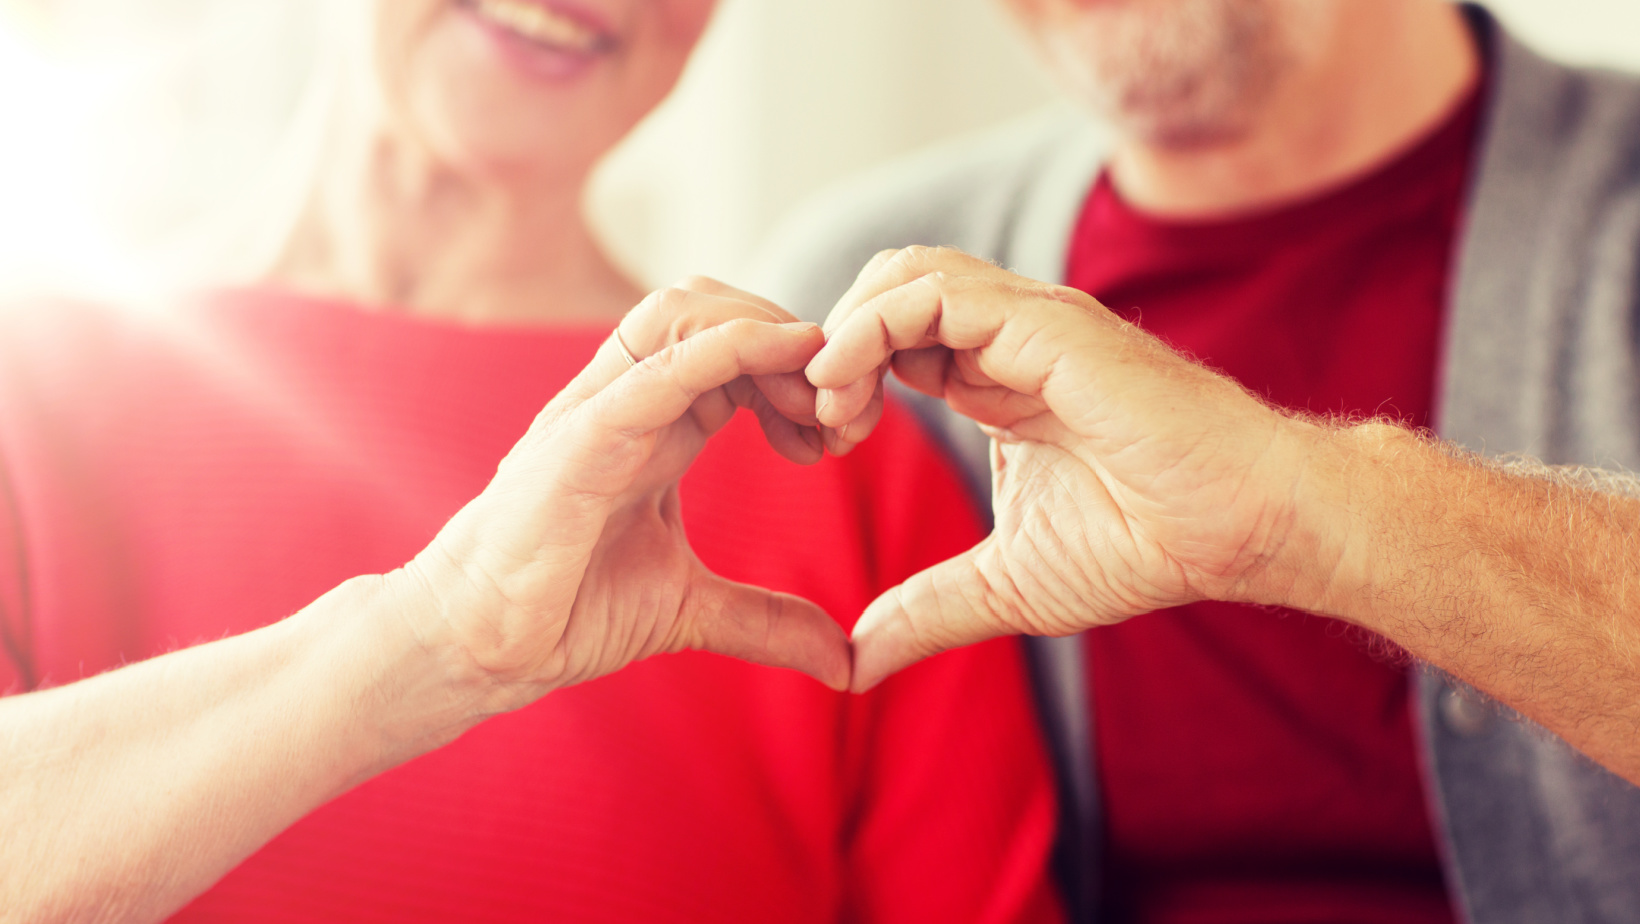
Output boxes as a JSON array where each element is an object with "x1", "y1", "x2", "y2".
[
  {"x1": 1081, "y1": 76, "x2": 1487, "y2": 255},
  {"x1": 192, "y1": 286, "x2": 623, "y2": 342}
]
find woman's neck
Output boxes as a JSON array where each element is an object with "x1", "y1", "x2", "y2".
[{"x1": 269, "y1": 128, "x2": 639, "y2": 326}]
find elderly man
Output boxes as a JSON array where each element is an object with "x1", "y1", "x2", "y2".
[{"x1": 757, "y1": 1, "x2": 1640, "y2": 922}]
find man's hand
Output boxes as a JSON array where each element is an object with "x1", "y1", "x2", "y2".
[
  {"x1": 406, "y1": 278, "x2": 851, "y2": 709},
  {"x1": 808, "y1": 246, "x2": 1640, "y2": 791},
  {"x1": 806, "y1": 246, "x2": 1328, "y2": 691}
]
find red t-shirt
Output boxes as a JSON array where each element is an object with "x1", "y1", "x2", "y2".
[
  {"x1": 1064, "y1": 85, "x2": 1484, "y2": 923},
  {"x1": 0, "y1": 290, "x2": 1063, "y2": 923}
]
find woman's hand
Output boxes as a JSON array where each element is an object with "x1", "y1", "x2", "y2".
[
  {"x1": 0, "y1": 282, "x2": 851, "y2": 924},
  {"x1": 403, "y1": 279, "x2": 850, "y2": 713},
  {"x1": 806, "y1": 247, "x2": 1324, "y2": 692}
]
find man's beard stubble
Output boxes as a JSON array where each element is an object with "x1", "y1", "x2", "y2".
[{"x1": 1045, "y1": 0, "x2": 1313, "y2": 148}]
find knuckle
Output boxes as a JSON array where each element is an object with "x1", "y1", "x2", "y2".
[
  {"x1": 1044, "y1": 283, "x2": 1096, "y2": 308},
  {"x1": 654, "y1": 286, "x2": 693, "y2": 315},
  {"x1": 893, "y1": 245, "x2": 935, "y2": 268},
  {"x1": 644, "y1": 340, "x2": 685, "y2": 374},
  {"x1": 855, "y1": 250, "x2": 901, "y2": 287},
  {"x1": 865, "y1": 248, "x2": 900, "y2": 272},
  {"x1": 904, "y1": 244, "x2": 964, "y2": 269},
  {"x1": 658, "y1": 293, "x2": 711, "y2": 344},
  {"x1": 632, "y1": 287, "x2": 669, "y2": 316},
  {"x1": 672, "y1": 274, "x2": 719, "y2": 293},
  {"x1": 625, "y1": 288, "x2": 681, "y2": 350},
  {"x1": 720, "y1": 315, "x2": 760, "y2": 335}
]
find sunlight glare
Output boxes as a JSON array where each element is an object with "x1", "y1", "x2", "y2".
[{"x1": 0, "y1": 12, "x2": 143, "y2": 297}]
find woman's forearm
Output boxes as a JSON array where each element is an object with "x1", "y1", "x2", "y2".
[{"x1": 0, "y1": 573, "x2": 485, "y2": 924}]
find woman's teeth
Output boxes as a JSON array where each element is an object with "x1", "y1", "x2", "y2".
[{"x1": 467, "y1": 0, "x2": 608, "y2": 54}]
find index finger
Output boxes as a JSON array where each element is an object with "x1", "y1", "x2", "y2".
[
  {"x1": 818, "y1": 246, "x2": 1017, "y2": 339},
  {"x1": 551, "y1": 285, "x2": 806, "y2": 425},
  {"x1": 806, "y1": 270, "x2": 1106, "y2": 452},
  {"x1": 808, "y1": 248, "x2": 1024, "y2": 432},
  {"x1": 567, "y1": 318, "x2": 825, "y2": 476},
  {"x1": 671, "y1": 275, "x2": 798, "y2": 321},
  {"x1": 666, "y1": 276, "x2": 820, "y2": 428}
]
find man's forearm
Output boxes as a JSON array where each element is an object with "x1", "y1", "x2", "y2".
[
  {"x1": 0, "y1": 573, "x2": 485, "y2": 924},
  {"x1": 1280, "y1": 421, "x2": 1640, "y2": 785}
]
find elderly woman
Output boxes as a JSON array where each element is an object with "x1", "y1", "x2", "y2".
[{"x1": 0, "y1": 1, "x2": 1061, "y2": 921}]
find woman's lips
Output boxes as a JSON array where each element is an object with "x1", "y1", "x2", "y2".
[{"x1": 459, "y1": 0, "x2": 617, "y2": 79}]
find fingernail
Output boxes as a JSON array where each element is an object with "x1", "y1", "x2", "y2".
[
  {"x1": 781, "y1": 321, "x2": 820, "y2": 333},
  {"x1": 822, "y1": 426, "x2": 854, "y2": 457}
]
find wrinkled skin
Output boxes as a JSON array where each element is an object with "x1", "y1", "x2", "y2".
[
  {"x1": 403, "y1": 282, "x2": 850, "y2": 708},
  {"x1": 807, "y1": 247, "x2": 1311, "y2": 692}
]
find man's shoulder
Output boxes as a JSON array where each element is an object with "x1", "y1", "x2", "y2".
[
  {"x1": 1484, "y1": 27, "x2": 1640, "y2": 175},
  {"x1": 750, "y1": 106, "x2": 1106, "y2": 322},
  {"x1": 1441, "y1": 20, "x2": 1640, "y2": 460}
]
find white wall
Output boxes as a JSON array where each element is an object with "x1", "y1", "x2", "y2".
[
  {"x1": 1, "y1": 0, "x2": 1638, "y2": 296},
  {"x1": 586, "y1": 0, "x2": 1056, "y2": 287},
  {"x1": 1485, "y1": 0, "x2": 1640, "y2": 69}
]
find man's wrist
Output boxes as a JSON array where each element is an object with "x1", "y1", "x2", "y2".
[{"x1": 1237, "y1": 418, "x2": 1428, "y2": 633}]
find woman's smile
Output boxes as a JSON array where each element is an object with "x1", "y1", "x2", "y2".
[{"x1": 457, "y1": 0, "x2": 618, "y2": 78}]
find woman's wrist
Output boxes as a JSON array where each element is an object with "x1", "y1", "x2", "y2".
[{"x1": 285, "y1": 570, "x2": 514, "y2": 781}]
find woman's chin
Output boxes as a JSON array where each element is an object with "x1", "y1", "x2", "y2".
[{"x1": 400, "y1": 0, "x2": 694, "y2": 176}]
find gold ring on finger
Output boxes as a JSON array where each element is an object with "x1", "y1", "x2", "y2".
[{"x1": 612, "y1": 327, "x2": 639, "y2": 368}]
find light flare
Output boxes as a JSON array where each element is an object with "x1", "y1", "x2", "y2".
[{"x1": 0, "y1": 15, "x2": 138, "y2": 297}]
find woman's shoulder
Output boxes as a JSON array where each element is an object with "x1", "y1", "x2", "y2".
[
  {"x1": 0, "y1": 292, "x2": 151, "y2": 351},
  {"x1": 0, "y1": 285, "x2": 600, "y2": 404},
  {"x1": 0, "y1": 288, "x2": 265, "y2": 374},
  {"x1": 0, "y1": 294, "x2": 183, "y2": 409},
  {"x1": 0, "y1": 291, "x2": 278, "y2": 418}
]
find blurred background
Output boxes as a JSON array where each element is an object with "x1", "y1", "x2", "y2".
[{"x1": 1, "y1": 0, "x2": 1638, "y2": 299}]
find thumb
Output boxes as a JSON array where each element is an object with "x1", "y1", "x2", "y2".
[
  {"x1": 848, "y1": 541, "x2": 1013, "y2": 693},
  {"x1": 681, "y1": 567, "x2": 852, "y2": 692}
]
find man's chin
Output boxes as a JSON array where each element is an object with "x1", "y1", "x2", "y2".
[
  {"x1": 1035, "y1": 0, "x2": 1296, "y2": 149},
  {"x1": 1108, "y1": 103, "x2": 1260, "y2": 150}
]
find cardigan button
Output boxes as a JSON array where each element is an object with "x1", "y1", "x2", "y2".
[{"x1": 1440, "y1": 685, "x2": 1493, "y2": 737}]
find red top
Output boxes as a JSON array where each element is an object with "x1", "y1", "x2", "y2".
[
  {"x1": 1064, "y1": 83, "x2": 1484, "y2": 922},
  {"x1": 0, "y1": 290, "x2": 1063, "y2": 923}
]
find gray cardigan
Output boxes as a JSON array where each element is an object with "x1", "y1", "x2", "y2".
[{"x1": 751, "y1": 10, "x2": 1640, "y2": 923}]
